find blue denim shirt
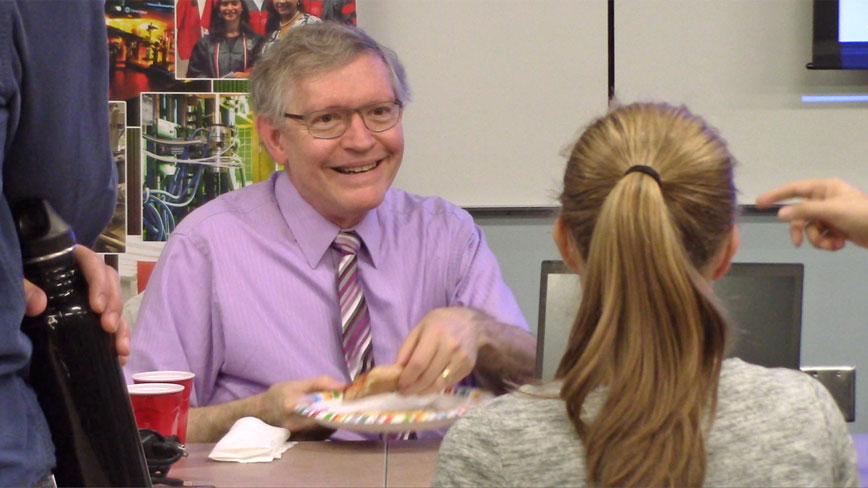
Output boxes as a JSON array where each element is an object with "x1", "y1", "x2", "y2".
[{"x1": 1, "y1": 1, "x2": 115, "y2": 485}]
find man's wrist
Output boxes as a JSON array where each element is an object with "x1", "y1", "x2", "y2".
[{"x1": 468, "y1": 307, "x2": 495, "y2": 352}]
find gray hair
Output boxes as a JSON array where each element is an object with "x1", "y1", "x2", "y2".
[{"x1": 249, "y1": 22, "x2": 410, "y2": 124}]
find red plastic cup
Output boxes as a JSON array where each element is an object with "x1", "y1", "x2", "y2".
[
  {"x1": 132, "y1": 371, "x2": 195, "y2": 444},
  {"x1": 128, "y1": 383, "x2": 184, "y2": 440}
]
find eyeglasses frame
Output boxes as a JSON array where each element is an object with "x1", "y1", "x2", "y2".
[{"x1": 283, "y1": 99, "x2": 404, "y2": 139}]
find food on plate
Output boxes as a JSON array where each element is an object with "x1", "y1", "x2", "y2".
[{"x1": 344, "y1": 365, "x2": 403, "y2": 401}]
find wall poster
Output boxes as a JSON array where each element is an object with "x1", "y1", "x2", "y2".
[{"x1": 102, "y1": 0, "x2": 357, "y2": 295}]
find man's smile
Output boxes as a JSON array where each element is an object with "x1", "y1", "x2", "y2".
[{"x1": 333, "y1": 160, "x2": 381, "y2": 175}]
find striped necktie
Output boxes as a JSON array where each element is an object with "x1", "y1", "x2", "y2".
[{"x1": 332, "y1": 231, "x2": 374, "y2": 380}]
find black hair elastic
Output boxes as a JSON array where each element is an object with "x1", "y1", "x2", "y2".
[{"x1": 624, "y1": 165, "x2": 662, "y2": 186}]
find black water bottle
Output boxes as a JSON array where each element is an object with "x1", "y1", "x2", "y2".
[{"x1": 15, "y1": 199, "x2": 151, "y2": 487}]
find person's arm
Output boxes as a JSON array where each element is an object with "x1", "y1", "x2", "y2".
[
  {"x1": 24, "y1": 245, "x2": 130, "y2": 363},
  {"x1": 472, "y1": 309, "x2": 537, "y2": 392},
  {"x1": 185, "y1": 38, "x2": 212, "y2": 78},
  {"x1": 807, "y1": 375, "x2": 860, "y2": 487},
  {"x1": 186, "y1": 375, "x2": 345, "y2": 442},
  {"x1": 395, "y1": 307, "x2": 535, "y2": 395},
  {"x1": 431, "y1": 407, "x2": 506, "y2": 487},
  {"x1": 392, "y1": 211, "x2": 536, "y2": 395},
  {"x1": 756, "y1": 178, "x2": 868, "y2": 251},
  {"x1": 5, "y1": 1, "x2": 116, "y2": 243}
]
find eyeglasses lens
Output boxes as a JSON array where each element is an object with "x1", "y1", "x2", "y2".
[{"x1": 307, "y1": 101, "x2": 401, "y2": 139}]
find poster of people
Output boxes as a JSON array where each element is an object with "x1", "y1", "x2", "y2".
[
  {"x1": 178, "y1": 0, "x2": 356, "y2": 79},
  {"x1": 103, "y1": 0, "x2": 357, "y2": 248}
]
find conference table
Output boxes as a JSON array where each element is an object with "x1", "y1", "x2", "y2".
[
  {"x1": 170, "y1": 434, "x2": 868, "y2": 487},
  {"x1": 168, "y1": 438, "x2": 442, "y2": 488}
]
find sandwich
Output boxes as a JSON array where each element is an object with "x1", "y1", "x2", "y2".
[{"x1": 343, "y1": 365, "x2": 403, "y2": 401}]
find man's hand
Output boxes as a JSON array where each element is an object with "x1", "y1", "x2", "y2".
[
  {"x1": 187, "y1": 375, "x2": 345, "y2": 443},
  {"x1": 259, "y1": 376, "x2": 346, "y2": 433},
  {"x1": 23, "y1": 245, "x2": 130, "y2": 364},
  {"x1": 756, "y1": 178, "x2": 868, "y2": 251},
  {"x1": 394, "y1": 307, "x2": 485, "y2": 395}
]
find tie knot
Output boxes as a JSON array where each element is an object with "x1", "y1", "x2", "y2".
[{"x1": 333, "y1": 231, "x2": 362, "y2": 255}]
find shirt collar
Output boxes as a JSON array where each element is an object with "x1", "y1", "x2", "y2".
[{"x1": 273, "y1": 171, "x2": 382, "y2": 269}]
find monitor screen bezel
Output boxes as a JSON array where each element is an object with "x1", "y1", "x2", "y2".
[
  {"x1": 809, "y1": 0, "x2": 868, "y2": 70},
  {"x1": 536, "y1": 261, "x2": 804, "y2": 379}
]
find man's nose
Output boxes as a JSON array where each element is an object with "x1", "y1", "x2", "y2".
[{"x1": 341, "y1": 112, "x2": 376, "y2": 150}]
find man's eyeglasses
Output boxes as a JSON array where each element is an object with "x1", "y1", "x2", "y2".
[{"x1": 283, "y1": 100, "x2": 403, "y2": 139}]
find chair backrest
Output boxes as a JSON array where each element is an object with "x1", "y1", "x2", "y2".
[
  {"x1": 536, "y1": 261, "x2": 805, "y2": 380},
  {"x1": 536, "y1": 260, "x2": 577, "y2": 380}
]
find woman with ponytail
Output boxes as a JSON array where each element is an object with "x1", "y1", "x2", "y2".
[{"x1": 432, "y1": 103, "x2": 858, "y2": 487}]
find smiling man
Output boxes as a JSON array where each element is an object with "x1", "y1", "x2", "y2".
[{"x1": 126, "y1": 23, "x2": 536, "y2": 442}]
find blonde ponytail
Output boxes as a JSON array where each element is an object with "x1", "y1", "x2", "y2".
[{"x1": 556, "y1": 103, "x2": 736, "y2": 487}]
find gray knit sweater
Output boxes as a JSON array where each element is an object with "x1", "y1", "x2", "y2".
[{"x1": 432, "y1": 358, "x2": 859, "y2": 487}]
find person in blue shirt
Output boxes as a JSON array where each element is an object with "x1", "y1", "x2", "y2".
[{"x1": 1, "y1": 1, "x2": 129, "y2": 486}]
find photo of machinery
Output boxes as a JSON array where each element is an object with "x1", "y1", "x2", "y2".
[{"x1": 139, "y1": 92, "x2": 275, "y2": 241}]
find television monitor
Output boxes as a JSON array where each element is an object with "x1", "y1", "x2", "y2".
[
  {"x1": 808, "y1": 0, "x2": 868, "y2": 69},
  {"x1": 536, "y1": 261, "x2": 804, "y2": 380}
]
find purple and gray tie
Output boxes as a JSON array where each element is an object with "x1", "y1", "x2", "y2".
[{"x1": 332, "y1": 231, "x2": 374, "y2": 380}]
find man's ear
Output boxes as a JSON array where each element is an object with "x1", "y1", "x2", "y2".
[
  {"x1": 553, "y1": 216, "x2": 583, "y2": 274},
  {"x1": 256, "y1": 114, "x2": 288, "y2": 164},
  {"x1": 711, "y1": 226, "x2": 740, "y2": 281}
]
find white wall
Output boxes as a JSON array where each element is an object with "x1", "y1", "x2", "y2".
[
  {"x1": 358, "y1": 0, "x2": 609, "y2": 207},
  {"x1": 616, "y1": 0, "x2": 868, "y2": 204},
  {"x1": 357, "y1": 0, "x2": 868, "y2": 206}
]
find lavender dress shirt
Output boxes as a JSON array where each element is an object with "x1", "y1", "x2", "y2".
[{"x1": 126, "y1": 171, "x2": 528, "y2": 438}]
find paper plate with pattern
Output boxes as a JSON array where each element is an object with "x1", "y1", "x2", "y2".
[{"x1": 294, "y1": 386, "x2": 494, "y2": 433}]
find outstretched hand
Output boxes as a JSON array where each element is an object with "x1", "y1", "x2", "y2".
[{"x1": 756, "y1": 178, "x2": 868, "y2": 251}]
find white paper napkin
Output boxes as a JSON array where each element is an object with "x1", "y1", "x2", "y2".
[{"x1": 208, "y1": 417, "x2": 297, "y2": 463}]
